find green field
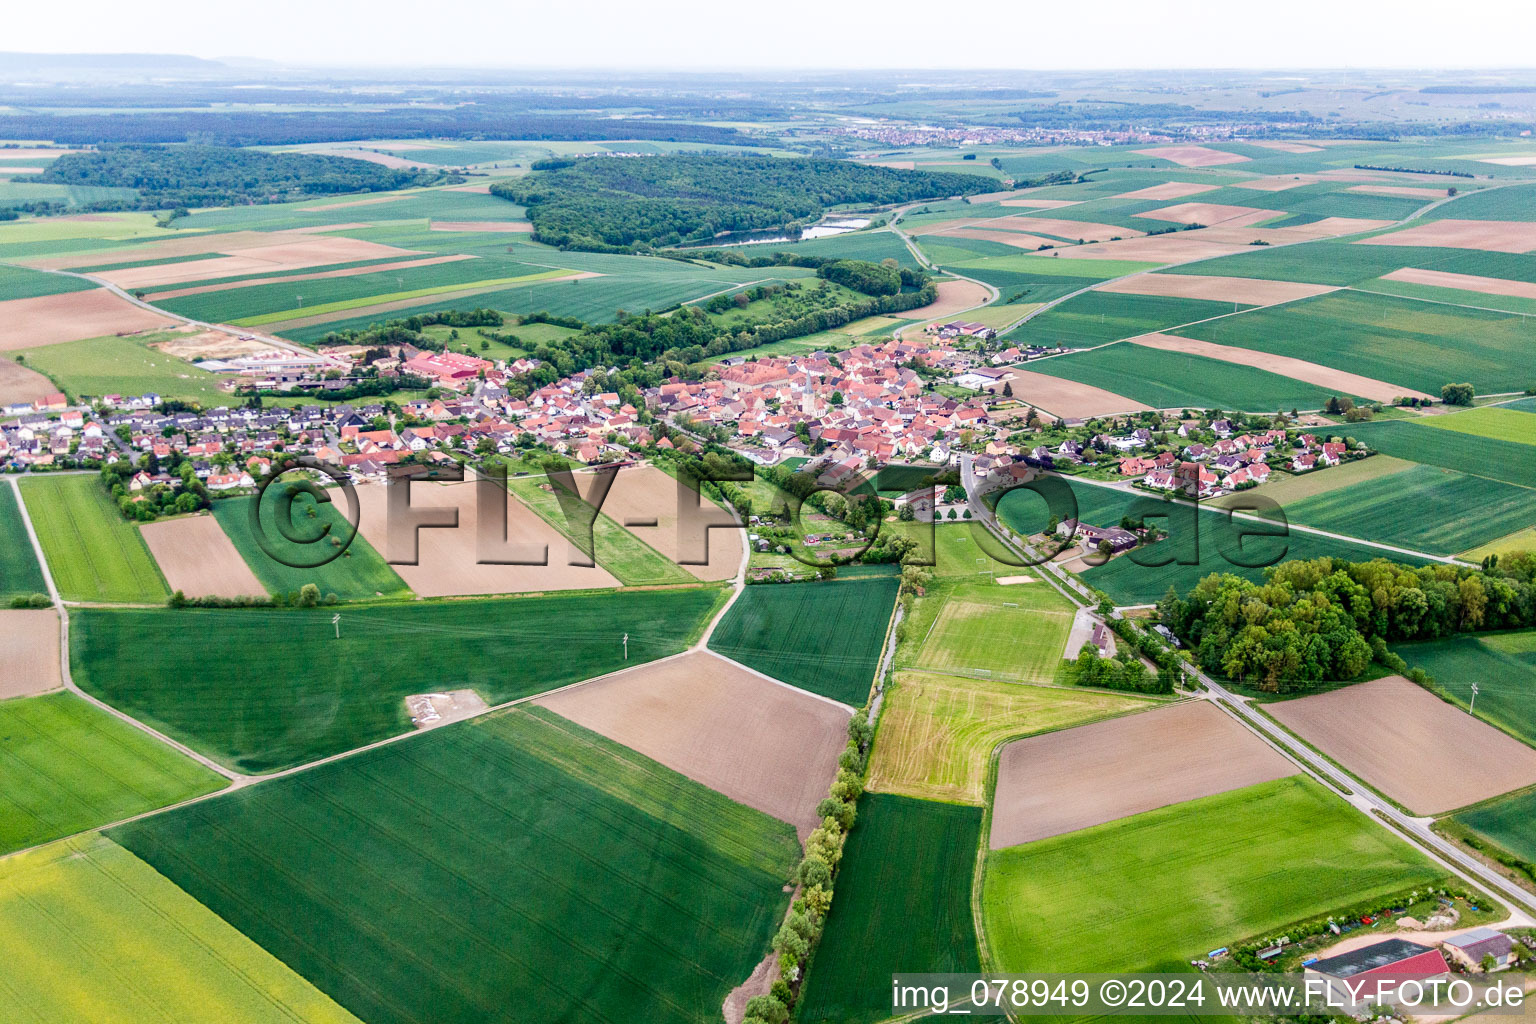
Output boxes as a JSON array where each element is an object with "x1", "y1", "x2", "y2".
[
  {"x1": 868, "y1": 671, "x2": 1154, "y2": 804},
  {"x1": 983, "y1": 776, "x2": 1445, "y2": 973},
  {"x1": 72, "y1": 587, "x2": 724, "y2": 772},
  {"x1": 1160, "y1": 239, "x2": 1536, "y2": 287},
  {"x1": 1006, "y1": 290, "x2": 1250, "y2": 348},
  {"x1": 19, "y1": 474, "x2": 169, "y2": 603},
  {"x1": 0, "y1": 263, "x2": 95, "y2": 301},
  {"x1": 1421, "y1": 181, "x2": 1536, "y2": 221},
  {"x1": 1357, "y1": 277, "x2": 1536, "y2": 317},
  {"x1": 1343, "y1": 419, "x2": 1536, "y2": 489},
  {"x1": 0, "y1": 833, "x2": 364, "y2": 1023},
  {"x1": 1396, "y1": 630, "x2": 1536, "y2": 748},
  {"x1": 713, "y1": 227, "x2": 921, "y2": 267},
  {"x1": 210, "y1": 493, "x2": 411, "y2": 602},
  {"x1": 1421, "y1": 406, "x2": 1536, "y2": 446},
  {"x1": 504, "y1": 473, "x2": 694, "y2": 586},
  {"x1": 1281, "y1": 464, "x2": 1535, "y2": 555},
  {"x1": 0, "y1": 692, "x2": 224, "y2": 856},
  {"x1": 111, "y1": 706, "x2": 798, "y2": 1024},
  {"x1": 237, "y1": 269, "x2": 571, "y2": 327},
  {"x1": 910, "y1": 580, "x2": 1075, "y2": 683},
  {"x1": 1453, "y1": 789, "x2": 1536, "y2": 864},
  {"x1": 0, "y1": 483, "x2": 47, "y2": 600},
  {"x1": 1178, "y1": 289, "x2": 1536, "y2": 396},
  {"x1": 797, "y1": 794, "x2": 982, "y2": 1024},
  {"x1": 1022, "y1": 342, "x2": 1348, "y2": 412},
  {"x1": 707, "y1": 576, "x2": 898, "y2": 705},
  {"x1": 15, "y1": 331, "x2": 231, "y2": 406}
]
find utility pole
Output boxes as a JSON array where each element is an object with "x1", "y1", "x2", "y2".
[
  {"x1": 333, "y1": 613, "x2": 341, "y2": 640},
  {"x1": 1470, "y1": 682, "x2": 1479, "y2": 714},
  {"x1": 622, "y1": 633, "x2": 628, "y2": 661}
]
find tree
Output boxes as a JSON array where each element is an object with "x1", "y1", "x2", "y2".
[
  {"x1": 1097, "y1": 539, "x2": 1112, "y2": 559},
  {"x1": 830, "y1": 390, "x2": 844, "y2": 406},
  {"x1": 1002, "y1": 381, "x2": 1014, "y2": 398},
  {"x1": 1441, "y1": 382, "x2": 1475, "y2": 406},
  {"x1": 296, "y1": 583, "x2": 321, "y2": 608}
]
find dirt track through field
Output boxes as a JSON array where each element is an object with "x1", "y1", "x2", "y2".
[
  {"x1": 1357, "y1": 219, "x2": 1536, "y2": 254},
  {"x1": 581, "y1": 464, "x2": 740, "y2": 581},
  {"x1": 1129, "y1": 333, "x2": 1432, "y2": 402},
  {"x1": 1380, "y1": 267, "x2": 1536, "y2": 301},
  {"x1": 0, "y1": 357, "x2": 56, "y2": 405},
  {"x1": 536, "y1": 650, "x2": 849, "y2": 837},
  {"x1": 138, "y1": 515, "x2": 266, "y2": 599},
  {"x1": 0, "y1": 290, "x2": 177, "y2": 350},
  {"x1": 998, "y1": 366, "x2": 1153, "y2": 418},
  {"x1": 1098, "y1": 274, "x2": 1337, "y2": 305},
  {"x1": 354, "y1": 478, "x2": 619, "y2": 596},
  {"x1": 1266, "y1": 675, "x2": 1536, "y2": 814},
  {"x1": 1136, "y1": 145, "x2": 1250, "y2": 167},
  {"x1": 0, "y1": 609, "x2": 62, "y2": 698},
  {"x1": 989, "y1": 701, "x2": 1295, "y2": 848},
  {"x1": 143, "y1": 254, "x2": 477, "y2": 301}
]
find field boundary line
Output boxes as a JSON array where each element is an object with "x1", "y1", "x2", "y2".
[{"x1": 1345, "y1": 285, "x2": 1536, "y2": 319}]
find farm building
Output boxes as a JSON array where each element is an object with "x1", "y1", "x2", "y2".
[
  {"x1": 1442, "y1": 928, "x2": 1515, "y2": 970},
  {"x1": 1056, "y1": 519, "x2": 1138, "y2": 554},
  {"x1": 1305, "y1": 939, "x2": 1450, "y2": 1005}
]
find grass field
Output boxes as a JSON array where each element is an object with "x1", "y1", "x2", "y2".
[
  {"x1": 707, "y1": 576, "x2": 897, "y2": 705},
  {"x1": 1396, "y1": 630, "x2": 1536, "y2": 748},
  {"x1": 15, "y1": 331, "x2": 230, "y2": 406},
  {"x1": 0, "y1": 483, "x2": 47, "y2": 600},
  {"x1": 237, "y1": 269, "x2": 571, "y2": 327},
  {"x1": 0, "y1": 692, "x2": 224, "y2": 856},
  {"x1": 1281, "y1": 463, "x2": 1535, "y2": 555},
  {"x1": 890, "y1": 521, "x2": 1042, "y2": 579},
  {"x1": 1343, "y1": 420, "x2": 1536, "y2": 489},
  {"x1": 1205, "y1": 455, "x2": 1417, "y2": 511},
  {"x1": 1005, "y1": 291, "x2": 1249, "y2": 348},
  {"x1": 1178, "y1": 289, "x2": 1536, "y2": 396},
  {"x1": 982, "y1": 776, "x2": 1446, "y2": 974},
  {"x1": 1159, "y1": 240, "x2": 1536, "y2": 287},
  {"x1": 1022, "y1": 342, "x2": 1347, "y2": 412},
  {"x1": 797, "y1": 794, "x2": 982, "y2": 1024},
  {"x1": 909, "y1": 580, "x2": 1075, "y2": 683},
  {"x1": 867, "y1": 671, "x2": 1155, "y2": 804},
  {"x1": 0, "y1": 833, "x2": 364, "y2": 1024},
  {"x1": 0, "y1": 263, "x2": 95, "y2": 301},
  {"x1": 20, "y1": 474, "x2": 168, "y2": 603},
  {"x1": 1461, "y1": 527, "x2": 1536, "y2": 561},
  {"x1": 72, "y1": 587, "x2": 724, "y2": 773},
  {"x1": 504, "y1": 473, "x2": 694, "y2": 586},
  {"x1": 210, "y1": 493, "x2": 412, "y2": 602},
  {"x1": 1357, "y1": 278, "x2": 1536, "y2": 317},
  {"x1": 111, "y1": 706, "x2": 799, "y2": 1024},
  {"x1": 713, "y1": 228, "x2": 921, "y2": 268},
  {"x1": 1453, "y1": 789, "x2": 1536, "y2": 863},
  {"x1": 1421, "y1": 406, "x2": 1536, "y2": 446}
]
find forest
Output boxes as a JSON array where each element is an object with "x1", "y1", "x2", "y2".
[
  {"x1": 492, "y1": 155, "x2": 991, "y2": 249},
  {"x1": 25, "y1": 145, "x2": 442, "y2": 208},
  {"x1": 1158, "y1": 553, "x2": 1536, "y2": 691}
]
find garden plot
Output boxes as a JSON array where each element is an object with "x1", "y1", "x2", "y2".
[{"x1": 989, "y1": 700, "x2": 1295, "y2": 848}]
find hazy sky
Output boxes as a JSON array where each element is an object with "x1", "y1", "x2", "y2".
[{"x1": 13, "y1": 0, "x2": 1536, "y2": 70}]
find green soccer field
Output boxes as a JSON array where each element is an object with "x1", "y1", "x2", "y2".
[
  {"x1": 910, "y1": 580, "x2": 1075, "y2": 684},
  {"x1": 982, "y1": 776, "x2": 1447, "y2": 974},
  {"x1": 72, "y1": 587, "x2": 725, "y2": 773},
  {"x1": 0, "y1": 692, "x2": 224, "y2": 856},
  {"x1": 19, "y1": 474, "x2": 169, "y2": 603},
  {"x1": 797, "y1": 794, "x2": 982, "y2": 1024},
  {"x1": 110, "y1": 706, "x2": 799, "y2": 1024},
  {"x1": 708, "y1": 576, "x2": 898, "y2": 705},
  {"x1": 0, "y1": 833, "x2": 363, "y2": 1024}
]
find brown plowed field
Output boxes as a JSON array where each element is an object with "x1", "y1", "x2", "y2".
[
  {"x1": 1356, "y1": 219, "x2": 1536, "y2": 254},
  {"x1": 535, "y1": 650, "x2": 850, "y2": 837},
  {"x1": 1097, "y1": 274, "x2": 1337, "y2": 305},
  {"x1": 1382, "y1": 267, "x2": 1536, "y2": 300},
  {"x1": 989, "y1": 701, "x2": 1294, "y2": 848},
  {"x1": 98, "y1": 236, "x2": 423, "y2": 290},
  {"x1": 0, "y1": 358, "x2": 56, "y2": 405},
  {"x1": 0, "y1": 609, "x2": 62, "y2": 698},
  {"x1": 0, "y1": 290, "x2": 177, "y2": 351},
  {"x1": 1113, "y1": 182, "x2": 1221, "y2": 201},
  {"x1": 1266, "y1": 675, "x2": 1536, "y2": 814},
  {"x1": 1134, "y1": 202, "x2": 1279, "y2": 227},
  {"x1": 582, "y1": 464, "x2": 741, "y2": 581},
  {"x1": 997, "y1": 366, "x2": 1153, "y2": 418},
  {"x1": 1135, "y1": 145, "x2": 1250, "y2": 167},
  {"x1": 138, "y1": 514, "x2": 266, "y2": 599},
  {"x1": 144, "y1": 254, "x2": 475, "y2": 301}
]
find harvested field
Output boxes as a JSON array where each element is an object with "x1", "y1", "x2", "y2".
[
  {"x1": 1130, "y1": 333, "x2": 1432, "y2": 402},
  {"x1": 429, "y1": 220, "x2": 533, "y2": 232},
  {"x1": 901, "y1": 278, "x2": 994, "y2": 322},
  {"x1": 988, "y1": 700, "x2": 1295, "y2": 849},
  {"x1": 535, "y1": 650, "x2": 849, "y2": 836},
  {"x1": 1348, "y1": 184, "x2": 1451, "y2": 199},
  {"x1": 0, "y1": 356, "x2": 54, "y2": 405},
  {"x1": 1266, "y1": 675, "x2": 1536, "y2": 814},
  {"x1": 0, "y1": 289, "x2": 176, "y2": 351},
  {"x1": 354, "y1": 477, "x2": 620, "y2": 596},
  {"x1": 152, "y1": 329, "x2": 280, "y2": 360},
  {"x1": 1097, "y1": 273, "x2": 1337, "y2": 305},
  {"x1": 1245, "y1": 140, "x2": 1323, "y2": 153},
  {"x1": 1357, "y1": 219, "x2": 1536, "y2": 254},
  {"x1": 139, "y1": 514, "x2": 267, "y2": 600},
  {"x1": 143, "y1": 254, "x2": 476, "y2": 302},
  {"x1": 97, "y1": 235, "x2": 423, "y2": 290},
  {"x1": 1064, "y1": 234, "x2": 1249, "y2": 263},
  {"x1": 1135, "y1": 145, "x2": 1250, "y2": 167},
  {"x1": 581, "y1": 464, "x2": 740, "y2": 581},
  {"x1": 1134, "y1": 202, "x2": 1279, "y2": 227},
  {"x1": 997, "y1": 366, "x2": 1152, "y2": 417},
  {"x1": 1114, "y1": 181, "x2": 1221, "y2": 201},
  {"x1": 300, "y1": 195, "x2": 406, "y2": 211},
  {"x1": 0, "y1": 609, "x2": 61, "y2": 698},
  {"x1": 1380, "y1": 266, "x2": 1536, "y2": 301}
]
